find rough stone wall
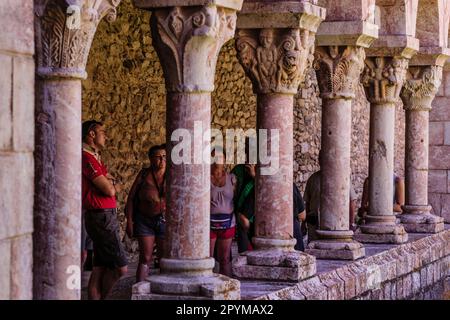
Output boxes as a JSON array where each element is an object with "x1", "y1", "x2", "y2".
[
  {"x1": 0, "y1": 0, "x2": 34, "y2": 300},
  {"x1": 82, "y1": 0, "x2": 406, "y2": 251},
  {"x1": 259, "y1": 231, "x2": 450, "y2": 300},
  {"x1": 429, "y1": 68, "x2": 450, "y2": 223}
]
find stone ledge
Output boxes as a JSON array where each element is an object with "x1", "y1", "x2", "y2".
[{"x1": 256, "y1": 230, "x2": 450, "y2": 300}]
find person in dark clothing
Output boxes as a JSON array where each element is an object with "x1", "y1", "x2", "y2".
[{"x1": 233, "y1": 163, "x2": 306, "y2": 253}]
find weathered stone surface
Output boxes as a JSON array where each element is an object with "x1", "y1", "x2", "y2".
[
  {"x1": 132, "y1": 274, "x2": 241, "y2": 300},
  {"x1": 296, "y1": 276, "x2": 327, "y2": 300},
  {"x1": 12, "y1": 56, "x2": 34, "y2": 152},
  {"x1": 445, "y1": 122, "x2": 450, "y2": 146},
  {"x1": 10, "y1": 234, "x2": 33, "y2": 300},
  {"x1": 429, "y1": 146, "x2": 450, "y2": 170},
  {"x1": 307, "y1": 239, "x2": 365, "y2": 260},
  {"x1": 429, "y1": 192, "x2": 442, "y2": 216},
  {"x1": 0, "y1": 239, "x2": 11, "y2": 300},
  {"x1": 441, "y1": 194, "x2": 450, "y2": 223},
  {"x1": 0, "y1": 0, "x2": 34, "y2": 54},
  {"x1": 233, "y1": 252, "x2": 316, "y2": 282},
  {"x1": 0, "y1": 153, "x2": 34, "y2": 240},
  {"x1": 317, "y1": 270, "x2": 345, "y2": 300},
  {"x1": 429, "y1": 121, "x2": 444, "y2": 145},
  {"x1": 0, "y1": 54, "x2": 12, "y2": 151},
  {"x1": 430, "y1": 97, "x2": 450, "y2": 121},
  {"x1": 429, "y1": 170, "x2": 448, "y2": 193}
]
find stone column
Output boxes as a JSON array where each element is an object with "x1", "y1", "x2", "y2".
[
  {"x1": 33, "y1": 0, "x2": 120, "y2": 299},
  {"x1": 355, "y1": 56, "x2": 410, "y2": 244},
  {"x1": 231, "y1": 1, "x2": 325, "y2": 282},
  {"x1": 131, "y1": 1, "x2": 242, "y2": 300},
  {"x1": 306, "y1": 46, "x2": 367, "y2": 260},
  {"x1": 399, "y1": 65, "x2": 445, "y2": 233}
]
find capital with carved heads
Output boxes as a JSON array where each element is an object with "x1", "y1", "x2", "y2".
[
  {"x1": 35, "y1": 0, "x2": 121, "y2": 79},
  {"x1": 235, "y1": 28, "x2": 314, "y2": 94},
  {"x1": 361, "y1": 56, "x2": 409, "y2": 104}
]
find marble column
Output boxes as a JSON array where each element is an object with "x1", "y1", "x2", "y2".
[
  {"x1": 131, "y1": 1, "x2": 242, "y2": 300},
  {"x1": 306, "y1": 46, "x2": 366, "y2": 260},
  {"x1": 355, "y1": 56, "x2": 410, "y2": 244},
  {"x1": 33, "y1": 0, "x2": 121, "y2": 299},
  {"x1": 231, "y1": 1, "x2": 325, "y2": 282},
  {"x1": 399, "y1": 65, "x2": 445, "y2": 233}
]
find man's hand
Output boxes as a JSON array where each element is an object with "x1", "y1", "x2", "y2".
[
  {"x1": 298, "y1": 211, "x2": 306, "y2": 222},
  {"x1": 238, "y1": 213, "x2": 250, "y2": 232}
]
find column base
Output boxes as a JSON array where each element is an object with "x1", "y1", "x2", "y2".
[
  {"x1": 232, "y1": 249, "x2": 316, "y2": 282},
  {"x1": 399, "y1": 205, "x2": 444, "y2": 233},
  {"x1": 306, "y1": 239, "x2": 365, "y2": 260},
  {"x1": 131, "y1": 274, "x2": 240, "y2": 300},
  {"x1": 353, "y1": 224, "x2": 408, "y2": 244}
]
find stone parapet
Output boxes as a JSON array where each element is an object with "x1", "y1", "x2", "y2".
[{"x1": 257, "y1": 230, "x2": 450, "y2": 300}]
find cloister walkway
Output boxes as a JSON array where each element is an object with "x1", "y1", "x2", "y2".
[{"x1": 82, "y1": 225, "x2": 450, "y2": 300}]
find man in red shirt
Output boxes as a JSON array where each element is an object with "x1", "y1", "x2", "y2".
[{"x1": 82, "y1": 120, "x2": 128, "y2": 300}]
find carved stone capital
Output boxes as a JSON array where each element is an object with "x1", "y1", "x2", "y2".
[
  {"x1": 361, "y1": 56, "x2": 409, "y2": 104},
  {"x1": 150, "y1": 5, "x2": 237, "y2": 93},
  {"x1": 313, "y1": 46, "x2": 366, "y2": 100},
  {"x1": 235, "y1": 28, "x2": 314, "y2": 95},
  {"x1": 35, "y1": 0, "x2": 121, "y2": 79},
  {"x1": 400, "y1": 65, "x2": 443, "y2": 112}
]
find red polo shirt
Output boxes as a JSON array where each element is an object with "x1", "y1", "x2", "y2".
[{"x1": 82, "y1": 149, "x2": 116, "y2": 210}]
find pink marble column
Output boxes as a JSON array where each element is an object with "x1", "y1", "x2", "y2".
[
  {"x1": 306, "y1": 46, "x2": 367, "y2": 260},
  {"x1": 231, "y1": 0, "x2": 325, "y2": 282},
  {"x1": 399, "y1": 65, "x2": 445, "y2": 233},
  {"x1": 355, "y1": 56, "x2": 410, "y2": 244},
  {"x1": 33, "y1": 0, "x2": 121, "y2": 299},
  {"x1": 131, "y1": 1, "x2": 242, "y2": 300},
  {"x1": 255, "y1": 93, "x2": 294, "y2": 243}
]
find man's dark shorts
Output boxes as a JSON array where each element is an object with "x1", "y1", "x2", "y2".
[
  {"x1": 84, "y1": 209, "x2": 128, "y2": 269},
  {"x1": 133, "y1": 214, "x2": 165, "y2": 238}
]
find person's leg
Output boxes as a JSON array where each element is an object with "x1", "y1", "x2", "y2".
[
  {"x1": 101, "y1": 265, "x2": 128, "y2": 299},
  {"x1": 137, "y1": 236, "x2": 155, "y2": 282},
  {"x1": 155, "y1": 236, "x2": 164, "y2": 267},
  {"x1": 236, "y1": 224, "x2": 249, "y2": 254},
  {"x1": 293, "y1": 219, "x2": 304, "y2": 251},
  {"x1": 81, "y1": 249, "x2": 87, "y2": 268},
  {"x1": 87, "y1": 266, "x2": 105, "y2": 300},
  {"x1": 307, "y1": 223, "x2": 318, "y2": 243},
  {"x1": 210, "y1": 236, "x2": 217, "y2": 257},
  {"x1": 216, "y1": 237, "x2": 233, "y2": 276}
]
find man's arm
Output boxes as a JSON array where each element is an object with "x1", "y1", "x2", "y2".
[
  {"x1": 92, "y1": 175, "x2": 116, "y2": 197},
  {"x1": 393, "y1": 177, "x2": 405, "y2": 212}
]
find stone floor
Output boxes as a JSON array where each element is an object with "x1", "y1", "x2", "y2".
[{"x1": 81, "y1": 224, "x2": 450, "y2": 300}]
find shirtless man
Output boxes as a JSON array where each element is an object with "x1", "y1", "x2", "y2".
[{"x1": 125, "y1": 144, "x2": 166, "y2": 282}]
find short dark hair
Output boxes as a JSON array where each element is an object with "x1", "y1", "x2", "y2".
[
  {"x1": 82, "y1": 120, "x2": 103, "y2": 142},
  {"x1": 148, "y1": 144, "x2": 166, "y2": 158}
]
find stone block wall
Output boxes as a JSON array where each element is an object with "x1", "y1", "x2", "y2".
[
  {"x1": 82, "y1": 0, "x2": 405, "y2": 251},
  {"x1": 259, "y1": 231, "x2": 450, "y2": 300},
  {"x1": 0, "y1": 0, "x2": 34, "y2": 300},
  {"x1": 429, "y1": 68, "x2": 450, "y2": 223}
]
